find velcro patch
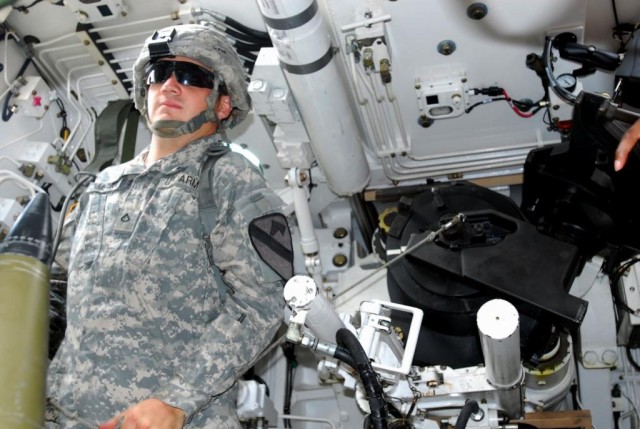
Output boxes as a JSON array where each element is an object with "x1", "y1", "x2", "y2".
[{"x1": 248, "y1": 213, "x2": 294, "y2": 281}]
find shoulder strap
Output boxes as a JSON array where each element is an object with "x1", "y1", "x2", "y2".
[
  {"x1": 198, "y1": 145, "x2": 232, "y2": 300},
  {"x1": 198, "y1": 145, "x2": 231, "y2": 234}
]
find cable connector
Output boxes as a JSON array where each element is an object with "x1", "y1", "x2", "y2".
[{"x1": 470, "y1": 86, "x2": 503, "y2": 96}]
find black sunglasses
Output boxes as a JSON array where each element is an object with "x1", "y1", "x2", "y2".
[{"x1": 144, "y1": 61, "x2": 216, "y2": 89}]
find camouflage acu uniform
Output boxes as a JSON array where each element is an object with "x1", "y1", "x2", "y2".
[{"x1": 46, "y1": 136, "x2": 285, "y2": 428}]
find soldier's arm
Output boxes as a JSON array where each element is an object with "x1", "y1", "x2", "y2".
[{"x1": 151, "y1": 152, "x2": 287, "y2": 423}]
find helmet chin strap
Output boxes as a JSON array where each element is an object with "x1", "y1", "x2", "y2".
[{"x1": 147, "y1": 85, "x2": 221, "y2": 138}]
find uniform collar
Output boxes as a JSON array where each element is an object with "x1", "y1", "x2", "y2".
[{"x1": 125, "y1": 134, "x2": 229, "y2": 175}]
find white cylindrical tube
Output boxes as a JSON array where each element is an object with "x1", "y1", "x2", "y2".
[
  {"x1": 289, "y1": 170, "x2": 319, "y2": 255},
  {"x1": 477, "y1": 299, "x2": 522, "y2": 389},
  {"x1": 256, "y1": 0, "x2": 370, "y2": 196},
  {"x1": 284, "y1": 275, "x2": 345, "y2": 343}
]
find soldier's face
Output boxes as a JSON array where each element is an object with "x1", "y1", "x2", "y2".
[{"x1": 146, "y1": 56, "x2": 213, "y2": 124}]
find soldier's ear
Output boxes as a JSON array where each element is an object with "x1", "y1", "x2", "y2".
[{"x1": 216, "y1": 95, "x2": 232, "y2": 121}]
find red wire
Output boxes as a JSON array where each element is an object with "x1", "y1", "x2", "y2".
[{"x1": 502, "y1": 89, "x2": 534, "y2": 118}]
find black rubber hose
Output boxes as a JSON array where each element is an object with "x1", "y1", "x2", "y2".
[
  {"x1": 333, "y1": 344, "x2": 356, "y2": 369},
  {"x1": 237, "y1": 50, "x2": 258, "y2": 62},
  {"x1": 455, "y1": 400, "x2": 480, "y2": 429},
  {"x1": 225, "y1": 26, "x2": 272, "y2": 47},
  {"x1": 336, "y1": 328, "x2": 388, "y2": 429},
  {"x1": 224, "y1": 16, "x2": 270, "y2": 41},
  {"x1": 232, "y1": 40, "x2": 264, "y2": 53}
]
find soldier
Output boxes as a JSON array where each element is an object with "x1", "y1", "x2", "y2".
[{"x1": 46, "y1": 24, "x2": 289, "y2": 429}]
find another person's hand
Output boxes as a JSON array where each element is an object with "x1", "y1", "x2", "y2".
[
  {"x1": 98, "y1": 398, "x2": 186, "y2": 429},
  {"x1": 615, "y1": 118, "x2": 640, "y2": 171}
]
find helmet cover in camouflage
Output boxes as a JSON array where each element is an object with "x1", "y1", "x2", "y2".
[{"x1": 132, "y1": 23, "x2": 251, "y2": 132}]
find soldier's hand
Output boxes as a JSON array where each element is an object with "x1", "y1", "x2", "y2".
[
  {"x1": 615, "y1": 117, "x2": 640, "y2": 171},
  {"x1": 98, "y1": 398, "x2": 186, "y2": 429}
]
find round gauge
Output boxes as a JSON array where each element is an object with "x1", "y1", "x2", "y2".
[{"x1": 557, "y1": 73, "x2": 577, "y2": 92}]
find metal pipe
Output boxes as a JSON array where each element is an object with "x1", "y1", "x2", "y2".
[
  {"x1": 477, "y1": 299, "x2": 524, "y2": 418},
  {"x1": 279, "y1": 414, "x2": 336, "y2": 429},
  {"x1": 477, "y1": 299, "x2": 522, "y2": 388},
  {"x1": 256, "y1": 0, "x2": 370, "y2": 196}
]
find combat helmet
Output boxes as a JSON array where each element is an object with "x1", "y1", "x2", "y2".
[{"x1": 132, "y1": 23, "x2": 251, "y2": 137}]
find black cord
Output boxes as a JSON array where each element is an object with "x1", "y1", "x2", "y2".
[
  {"x1": 609, "y1": 255, "x2": 640, "y2": 314},
  {"x1": 2, "y1": 57, "x2": 32, "y2": 121},
  {"x1": 224, "y1": 16, "x2": 270, "y2": 41},
  {"x1": 242, "y1": 369, "x2": 271, "y2": 397},
  {"x1": 543, "y1": 104, "x2": 558, "y2": 132},
  {"x1": 465, "y1": 96, "x2": 508, "y2": 114},
  {"x1": 13, "y1": 0, "x2": 44, "y2": 12},
  {"x1": 224, "y1": 26, "x2": 271, "y2": 47},
  {"x1": 626, "y1": 346, "x2": 640, "y2": 371},
  {"x1": 237, "y1": 49, "x2": 258, "y2": 62},
  {"x1": 232, "y1": 40, "x2": 264, "y2": 54},
  {"x1": 336, "y1": 328, "x2": 389, "y2": 429},
  {"x1": 570, "y1": 383, "x2": 580, "y2": 410},
  {"x1": 51, "y1": 172, "x2": 96, "y2": 263},
  {"x1": 612, "y1": 0, "x2": 620, "y2": 29},
  {"x1": 362, "y1": 414, "x2": 371, "y2": 429},
  {"x1": 54, "y1": 98, "x2": 69, "y2": 139},
  {"x1": 610, "y1": 0, "x2": 638, "y2": 52},
  {"x1": 281, "y1": 342, "x2": 297, "y2": 429},
  {"x1": 241, "y1": 60, "x2": 255, "y2": 76}
]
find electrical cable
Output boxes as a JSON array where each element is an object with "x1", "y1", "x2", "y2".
[
  {"x1": 2, "y1": 56, "x2": 31, "y2": 121},
  {"x1": 50, "y1": 172, "x2": 95, "y2": 264},
  {"x1": 626, "y1": 346, "x2": 640, "y2": 371},
  {"x1": 614, "y1": 382, "x2": 639, "y2": 429},
  {"x1": 619, "y1": 388, "x2": 640, "y2": 429},
  {"x1": 611, "y1": 0, "x2": 620, "y2": 29},
  {"x1": 609, "y1": 254, "x2": 640, "y2": 314},
  {"x1": 237, "y1": 49, "x2": 258, "y2": 62},
  {"x1": 199, "y1": 9, "x2": 270, "y2": 42},
  {"x1": 609, "y1": 0, "x2": 638, "y2": 52},
  {"x1": 336, "y1": 328, "x2": 389, "y2": 429},
  {"x1": 12, "y1": 0, "x2": 43, "y2": 12},
  {"x1": 224, "y1": 26, "x2": 271, "y2": 47},
  {"x1": 231, "y1": 39, "x2": 264, "y2": 54},
  {"x1": 464, "y1": 96, "x2": 507, "y2": 114},
  {"x1": 224, "y1": 15, "x2": 270, "y2": 41},
  {"x1": 466, "y1": 87, "x2": 544, "y2": 118},
  {"x1": 55, "y1": 97, "x2": 69, "y2": 139},
  {"x1": 281, "y1": 341, "x2": 297, "y2": 429},
  {"x1": 241, "y1": 60, "x2": 255, "y2": 76},
  {"x1": 543, "y1": 36, "x2": 577, "y2": 105},
  {"x1": 570, "y1": 383, "x2": 580, "y2": 410}
]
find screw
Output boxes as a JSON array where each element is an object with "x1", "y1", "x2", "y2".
[
  {"x1": 333, "y1": 227, "x2": 348, "y2": 239},
  {"x1": 332, "y1": 254, "x2": 348, "y2": 267},
  {"x1": 467, "y1": 3, "x2": 489, "y2": 20}
]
